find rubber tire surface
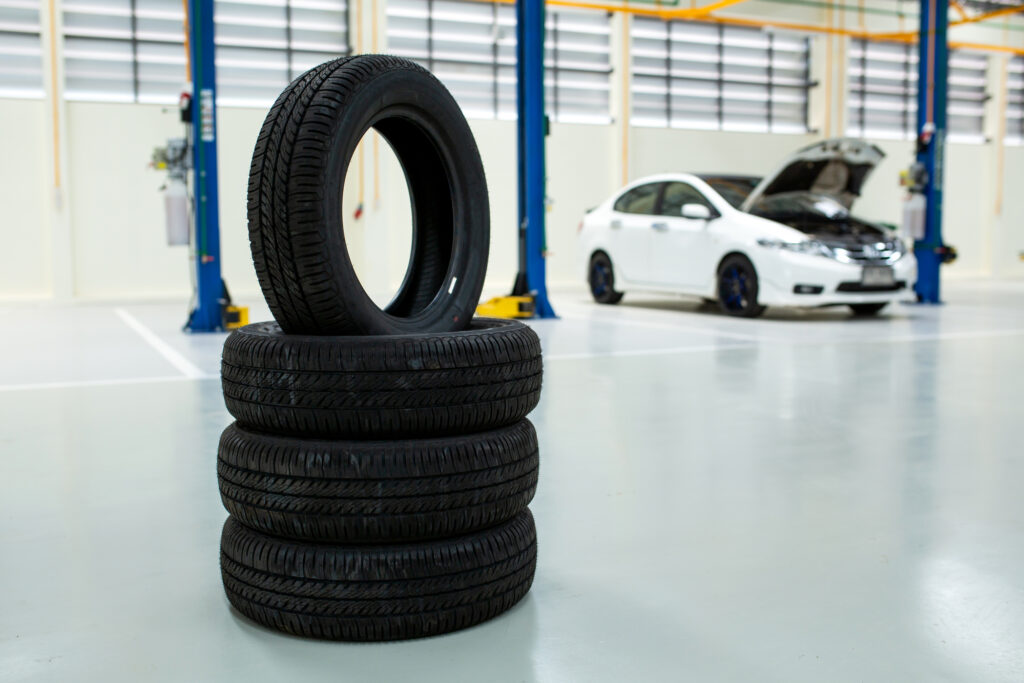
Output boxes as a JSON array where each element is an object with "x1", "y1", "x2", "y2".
[
  {"x1": 221, "y1": 318, "x2": 542, "y2": 439},
  {"x1": 220, "y1": 510, "x2": 536, "y2": 641},
  {"x1": 248, "y1": 54, "x2": 489, "y2": 336},
  {"x1": 588, "y1": 252, "x2": 624, "y2": 304},
  {"x1": 218, "y1": 420, "x2": 539, "y2": 542},
  {"x1": 849, "y1": 303, "x2": 888, "y2": 316},
  {"x1": 717, "y1": 254, "x2": 766, "y2": 318}
]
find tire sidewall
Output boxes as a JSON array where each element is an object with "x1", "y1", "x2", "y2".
[{"x1": 312, "y1": 65, "x2": 489, "y2": 335}]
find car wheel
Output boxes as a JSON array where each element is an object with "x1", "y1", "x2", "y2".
[
  {"x1": 717, "y1": 255, "x2": 765, "y2": 318},
  {"x1": 589, "y1": 253, "x2": 624, "y2": 304},
  {"x1": 849, "y1": 303, "x2": 888, "y2": 316}
]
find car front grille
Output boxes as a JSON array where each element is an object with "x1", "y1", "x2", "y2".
[
  {"x1": 829, "y1": 241, "x2": 903, "y2": 265},
  {"x1": 836, "y1": 281, "x2": 907, "y2": 293}
]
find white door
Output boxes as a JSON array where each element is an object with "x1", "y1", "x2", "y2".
[
  {"x1": 607, "y1": 182, "x2": 663, "y2": 285},
  {"x1": 651, "y1": 182, "x2": 717, "y2": 289}
]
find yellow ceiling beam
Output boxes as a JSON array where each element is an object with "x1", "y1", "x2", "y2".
[
  {"x1": 874, "y1": 2, "x2": 1024, "y2": 41},
  {"x1": 461, "y1": 0, "x2": 1024, "y2": 57}
]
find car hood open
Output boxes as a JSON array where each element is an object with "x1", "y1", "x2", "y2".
[{"x1": 739, "y1": 138, "x2": 885, "y2": 213}]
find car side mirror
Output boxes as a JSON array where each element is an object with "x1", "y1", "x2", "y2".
[{"x1": 681, "y1": 203, "x2": 712, "y2": 220}]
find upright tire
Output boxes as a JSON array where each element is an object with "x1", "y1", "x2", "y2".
[
  {"x1": 717, "y1": 254, "x2": 766, "y2": 318},
  {"x1": 247, "y1": 55, "x2": 489, "y2": 336},
  {"x1": 217, "y1": 420, "x2": 539, "y2": 542},
  {"x1": 220, "y1": 510, "x2": 537, "y2": 641},
  {"x1": 588, "y1": 252, "x2": 624, "y2": 304},
  {"x1": 221, "y1": 318, "x2": 542, "y2": 438}
]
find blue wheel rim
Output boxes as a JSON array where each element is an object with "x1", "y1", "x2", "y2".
[
  {"x1": 719, "y1": 265, "x2": 750, "y2": 312},
  {"x1": 590, "y1": 261, "x2": 611, "y2": 297}
]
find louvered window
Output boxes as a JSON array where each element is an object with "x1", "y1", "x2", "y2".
[
  {"x1": 0, "y1": 0, "x2": 44, "y2": 98},
  {"x1": 387, "y1": 0, "x2": 612, "y2": 123},
  {"x1": 61, "y1": 0, "x2": 349, "y2": 105},
  {"x1": 1007, "y1": 56, "x2": 1023, "y2": 145},
  {"x1": 630, "y1": 17, "x2": 811, "y2": 133},
  {"x1": 847, "y1": 39, "x2": 988, "y2": 143}
]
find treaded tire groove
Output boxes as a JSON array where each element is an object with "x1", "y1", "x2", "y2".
[
  {"x1": 217, "y1": 421, "x2": 539, "y2": 541},
  {"x1": 220, "y1": 510, "x2": 537, "y2": 641},
  {"x1": 220, "y1": 318, "x2": 543, "y2": 438}
]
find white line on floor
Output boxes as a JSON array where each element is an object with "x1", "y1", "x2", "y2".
[
  {"x1": 0, "y1": 375, "x2": 212, "y2": 393},
  {"x1": 546, "y1": 343, "x2": 753, "y2": 361},
  {"x1": 554, "y1": 311, "x2": 764, "y2": 342},
  {"x1": 844, "y1": 328, "x2": 1024, "y2": 345},
  {"x1": 114, "y1": 308, "x2": 208, "y2": 378}
]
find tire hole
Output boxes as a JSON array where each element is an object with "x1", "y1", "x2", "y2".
[{"x1": 343, "y1": 130, "x2": 414, "y2": 310}]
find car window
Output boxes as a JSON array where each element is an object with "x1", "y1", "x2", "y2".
[
  {"x1": 613, "y1": 183, "x2": 662, "y2": 215},
  {"x1": 698, "y1": 175, "x2": 760, "y2": 208},
  {"x1": 659, "y1": 182, "x2": 712, "y2": 217}
]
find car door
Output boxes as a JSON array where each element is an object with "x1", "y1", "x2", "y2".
[
  {"x1": 651, "y1": 182, "x2": 717, "y2": 289},
  {"x1": 607, "y1": 182, "x2": 663, "y2": 285}
]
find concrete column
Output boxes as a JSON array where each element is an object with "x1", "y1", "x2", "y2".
[
  {"x1": 609, "y1": 12, "x2": 631, "y2": 187},
  {"x1": 40, "y1": 0, "x2": 75, "y2": 299}
]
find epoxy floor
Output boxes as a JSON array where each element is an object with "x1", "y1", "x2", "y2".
[{"x1": 2, "y1": 281, "x2": 1023, "y2": 682}]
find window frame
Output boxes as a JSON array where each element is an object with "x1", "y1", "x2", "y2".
[
  {"x1": 0, "y1": 0, "x2": 45, "y2": 98},
  {"x1": 1008, "y1": 55, "x2": 1024, "y2": 145},
  {"x1": 846, "y1": 38, "x2": 989, "y2": 143},
  {"x1": 60, "y1": 0, "x2": 351, "y2": 106},
  {"x1": 386, "y1": 0, "x2": 613, "y2": 123},
  {"x1": 630, "y1": 16, "x2": 813, "y2": 134}
]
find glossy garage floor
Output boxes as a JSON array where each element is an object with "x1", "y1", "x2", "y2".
[{"x1": 1, "y1": 281, "x2": 1023, "y2": 682}]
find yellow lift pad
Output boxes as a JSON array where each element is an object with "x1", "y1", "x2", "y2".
[
  {"x1": 476, "y1": 295, "x2": 535, "y2": 319},
  {"x1": 223, "y1": 305, "x2": 249, "y2": 329}
]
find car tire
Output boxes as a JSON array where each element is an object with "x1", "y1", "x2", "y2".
[
  {"x1": 588, "y1": 252, "x2": 624, "y2": 304},
  {"x1": 220, "y1": 510, "x2": 537, "y2": 641},
  {"x1": 217, "y1": 420, "x2": 539, "y2": 542},
  {"x1": 248, "y1": 55, "x2": 489, "y2": 336},
  {"x1": 717, "y1": 255, "x2": 766, "y2": 318},
  {"x1": 221, "y1": 318, "x2": 542, "y2": 439},
  {"x1": 849, "y1": 303, "x2": 888, "y2": 316}
]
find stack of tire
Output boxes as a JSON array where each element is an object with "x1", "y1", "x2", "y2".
[{"x1": 215, "y1": 55, "x2": 543, "y2": 641}]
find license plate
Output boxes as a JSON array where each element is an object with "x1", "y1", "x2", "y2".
[{"x1": 862, "y1": 266, "x2": 895, "y2": 287}]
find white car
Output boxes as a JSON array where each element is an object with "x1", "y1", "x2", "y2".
[{"x1": 577, "y1": 138, "x2": 917, "y2": 317}]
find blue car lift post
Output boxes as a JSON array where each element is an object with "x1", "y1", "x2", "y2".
[
  {"x1": 913, "y1": 0, "x2": 948, "y2": 304},
  {"x1": 184, "y1": 0, "x2": 225, "y2": 331},
  {"x1": 511, "y1": 0, "x2": 556, "y2": 318}
]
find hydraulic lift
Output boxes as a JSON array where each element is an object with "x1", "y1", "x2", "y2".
[
  {"x1": 477, "y1": 0, "x2": 558, "y2": 319},
  {"x1": 177, "y1": 0, "x2": 247, "y2": 332},
  {"x1": 912, "y1": 0, "x2": 955, "y2": 304}
]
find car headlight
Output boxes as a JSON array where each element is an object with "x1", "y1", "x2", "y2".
[{"x1": 756, "y1": 238, "x2": 832, "y2": 257}]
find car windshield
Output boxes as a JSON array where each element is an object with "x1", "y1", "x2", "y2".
[
  {"x1": 750, "y1": 193, "x2": 850, "y2": 224},
  {"x1": 697, "y1": 175, "x2": 761, "y2": 208}
]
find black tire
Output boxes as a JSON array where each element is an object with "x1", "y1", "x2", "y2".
[
  {"x1": 221, "y1": 318, "x2": 542, "y2": 439},
  {"x1": 248, "y1": 55, "x2": 489, "y2": 336},
  {"x1": 588, "y1": 252, "x2": 624, "y2": 304},
  {"x1": 849, "y1": 303, "x2": 888, "y2": 316},
  {"x1": 217, "y1": 420, "x2": 539, "y2": 542},
  {"x1": 220, "y1": 510, "x2": 537, "y2": 641},
  {"x1": 716, "y1": 254, "x2": 766, "y2": 318}
]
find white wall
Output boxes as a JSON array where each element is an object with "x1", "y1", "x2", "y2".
[
  {"x1": 2, "y1": 0, "x2": 1024, "y2": 303},
  {"x1": 0, "y1": 99, "x2": 52, "y2": 299}
]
